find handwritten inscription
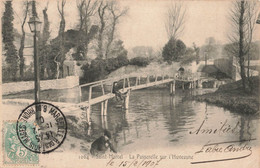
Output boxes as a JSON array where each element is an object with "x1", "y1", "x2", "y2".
[
  {"x1": 192, "y1": 139, "x2": 255, "y2": 164},
  {"x1": 189, "y1": 119, "x2": 240, "y2": 135},
  {"x1": 106, "y1": 158, "x2": 163, "y2": 168}
]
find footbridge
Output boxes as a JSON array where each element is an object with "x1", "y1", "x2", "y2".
[{"x1": 78, "y1": 74, "x2": 201, "y2": 124}]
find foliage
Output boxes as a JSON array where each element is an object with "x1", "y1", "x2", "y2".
[
  {"x1": 129, "y1": 57, "x2": 149, "y2": 67},
  {"x1": 162, "y1": 38, "x2": 186, "y2": 63},
  {"x1": 2, "y1": 1, "x2": 19, "y2": 80},
  {"x1": 109, "y1": 40, "x2": 128, "y2": 58},
  {"x1": 180, "y1": 47, "x2": 196, "y2": 65},
  {"x1": 81, "y1": 58, "x2": 108, "y2": 83},
  {"x1": 81, "y1": 54, "x2": 129, "y2": 83},
  {"x1": 223, "y1": 42, "x2": 260, "y2": 60}
]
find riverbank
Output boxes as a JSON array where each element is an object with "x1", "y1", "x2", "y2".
[{"x1": 194, "y1": 77, "x2": 259, "y2": 114}]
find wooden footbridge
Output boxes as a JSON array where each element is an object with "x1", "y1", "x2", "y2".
[{"x1": 77, "y1": 74, "x2": 202, "y2": 124}]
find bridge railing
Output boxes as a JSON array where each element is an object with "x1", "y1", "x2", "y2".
[{"x1": 78, "y1": 73, "x2": 170, "y2": 104}]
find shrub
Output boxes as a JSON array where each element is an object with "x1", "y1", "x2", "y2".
[
  {"x1": 81, "y1": 55, "x2": 130, "y2": 84},
  {"x1": 129, "y1": 57, "x2": 149, "y2": 67}
]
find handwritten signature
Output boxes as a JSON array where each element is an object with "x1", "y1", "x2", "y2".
[{"x1": 191, "y1": 139, "x2": 256, "y2": 164}]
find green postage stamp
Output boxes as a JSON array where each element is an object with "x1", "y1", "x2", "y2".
[{"x1": 3, "y1": 121, "x2": 39, "y2": 165}]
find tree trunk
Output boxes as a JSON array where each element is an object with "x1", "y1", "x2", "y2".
[
  {"x1": 238, "y1": 1, "x2": 249, "y2": 92},
  {"x1": 19, "y1": 32, "x2": 25, "y2": 79}
]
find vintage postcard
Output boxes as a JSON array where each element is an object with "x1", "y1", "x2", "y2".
[{"x1": 0, "y1": 0, "x2": 259, "y2": 167}]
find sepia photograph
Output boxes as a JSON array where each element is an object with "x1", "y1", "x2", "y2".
[{"x1": 0, "y1": 0, "x2": 260, "y2": 167}]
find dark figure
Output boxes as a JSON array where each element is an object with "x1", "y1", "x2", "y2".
[
  {"x1": 90, "y1": 130, "x2": 117, "y2": 156},
  {"x1": 112, "y1": 82, "x2": 124, "y2": 101}
]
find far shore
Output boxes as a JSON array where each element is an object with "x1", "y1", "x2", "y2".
[{"x1": 193, "y1": 77, "x2": 259, "y2": 114}]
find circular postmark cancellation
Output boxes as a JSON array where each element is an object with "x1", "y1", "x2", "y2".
[{"x1": 16, "y1": 102, "x2": 67, "y2": 154}]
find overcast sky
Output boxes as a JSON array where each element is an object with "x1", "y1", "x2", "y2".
[{"x1": 5, "y1": 0, "x2": 260, "y2": 50}]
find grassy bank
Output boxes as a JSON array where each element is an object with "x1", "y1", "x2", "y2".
[{"x1": 194, "y1": 77, "x2": 259, "y2": 114}]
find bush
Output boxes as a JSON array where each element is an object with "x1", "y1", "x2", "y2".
[
  {"x1": 129, "y1": 57, "x2": 149, "y2": 67},
  {"x1": 80, "y1": 55, "x2": 130, "y2": 84}
]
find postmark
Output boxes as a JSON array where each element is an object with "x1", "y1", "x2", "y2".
[
  {"x1": 3, "y1": 121, "x2": 39, "y2": 165},
  {"x1": 16, "y1": 102, "x2": 67, "y2": 154}
]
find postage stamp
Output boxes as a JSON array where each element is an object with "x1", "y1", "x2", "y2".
[
  {"x1": 1, "y1": 0, "x2": 260, "y2": 167},
  {"x1": 3, "y1": 121, "x2": 39, "y2": 165},
  {"x1": 16, "y1": 102, "x2": 67, "y2": 154}
]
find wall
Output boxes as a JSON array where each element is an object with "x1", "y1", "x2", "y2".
[
  {"x1": 214, "y1": 58, "x2": 233, "y2": 78},
  {"x1": 2, "y1": 76, "x2": 79, "y2": 95}
]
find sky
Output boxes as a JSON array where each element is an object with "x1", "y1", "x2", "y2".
[{"x1": 4, "y1": 0, "x2": 260, "y2": 50}]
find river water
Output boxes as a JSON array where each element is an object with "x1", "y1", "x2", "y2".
[
  {"x1": 4, "y1": 87, "x2": 259, "y2": 154},
  {"x1": 88, "y1": 88, "x2": 259, "y2": 153}
]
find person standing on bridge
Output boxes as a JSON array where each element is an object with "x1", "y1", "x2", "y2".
[{"x1": 112, "y1": 81, "x2": 124, "y2": 101}]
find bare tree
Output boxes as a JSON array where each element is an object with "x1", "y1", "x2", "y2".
[
  {"x1": 165, "y1": 1, "x2": 186, "y2": 40},
  {"x1": 97, "y1": 0, "x2": 108, "y2": 58},
  {"x1": 228, "y1": 0, "x2": 258, "y2": 92},
  {"x1": 104, "y1": 1, "x2": 128, "y2": 59},
  {"x1": 76, "y1": 0, "x2": 98, "y2": 59},
  {"x1": 77, "y1": 0, "x2": 97, "y2": 32},
  {"x1": 39, "y1": 2, "x2": 51, "y2": 79},
  {"x1": 55, "y1": 0, "x2": 66, "y2": 79},
  {"x1": 18, "y1": 1, "x2": 29, "y2": 79}
]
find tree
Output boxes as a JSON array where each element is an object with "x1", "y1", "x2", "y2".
[
  {"x1": 193, "y1": 42, "x2": 200, "y2": 64},
  {"x1": 76, "y1": 0, "x2": 98, "y2": 59},
  {"x1": 109, "y1": 40, "x2": 128, "y2": 59},
  {"x1": 204, "y1": 37, "x2": 218, "y2": 59},
  {"x1": 180, "y1": 47, "x2": 196, "y2": 65},
  {"x1": 105, "y1": 1, "x2": 128, "y2": 59},
  {"x1": 2, "y1": 1, "x2": 19, "y2": 80},
  {"x1": 165, "y1": 1, "x2": 186, "y2": 40},
  {"x1": 227, "y1": 0, "x2": 258, "y2": 92},
  {"x1": 39, "y1": 2, "x2": 51, "y2": 79},
  {"x1": 55, "y1": 0, "x2": 66, "y2": 79},
  {"x1": 18, "y1": 1, "x2": 29, "y2": 79},
  {"x1": 162, "y1": 38, "x2": 186, "y2": 63},
  {"x1": 96, "y1": 1, "x2": 108, "y2": 58}
]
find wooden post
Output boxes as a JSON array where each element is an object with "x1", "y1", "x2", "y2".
[
  {"x1": 104, "y1": 100, "x2": 108, "y2": 116},
  {"x1": 198, "y1": 80, "x2": 202, "y2": 88},
  {"x1": 101, "y1": 82, "x2": 105, "y2": 95},
  {"x1": 127, "y1": 77, "x2": 130, "y2": 88},
  {"x1": 135, "y1": 77, "x2": 138, "y2": 86},
  {"x1": 79, "y1": 86, "x2": 82, "y2": 102},
  {"x1": 123, "y1": 78, "x2": 126, "y2": 92},
  {"x1": 213, "y1": 81, "x2": 217, "y2": 88},
  {"x1": 124, "y1": 90, "x2": 130, "y2": 110},
  {"x1": 182, "y1": 82, "x2": 185, "y2": 90},
  {"x1": 86, "y1": 106, "x2": 91, "y2": 125},
  {"x1": 146, "y1": 75, "x2": 149, "y2": 85},
  {"x1": 88, "y1": 86, "x2": 92, "y2": 102},
  {"x1": 170, "y1": 82, "x2": 173, "y2": 94},
  {"x1": 172, "y1": 80, "x2": 175, "y2": 94}
]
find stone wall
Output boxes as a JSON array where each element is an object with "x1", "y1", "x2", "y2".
[
  {"x1": 214, "y1": 58, "x2": 233, "y2": 78},
  {"x1": 2, "y1": 76, "x2": 79, "y2": 95}
]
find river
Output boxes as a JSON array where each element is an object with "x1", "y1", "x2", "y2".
[
  {"x1": 3, "y1": 87, "x2": 259, "y2": 154},
  {"x1": 88, "y1": 88, "x2": 259, "y2": 153}
]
